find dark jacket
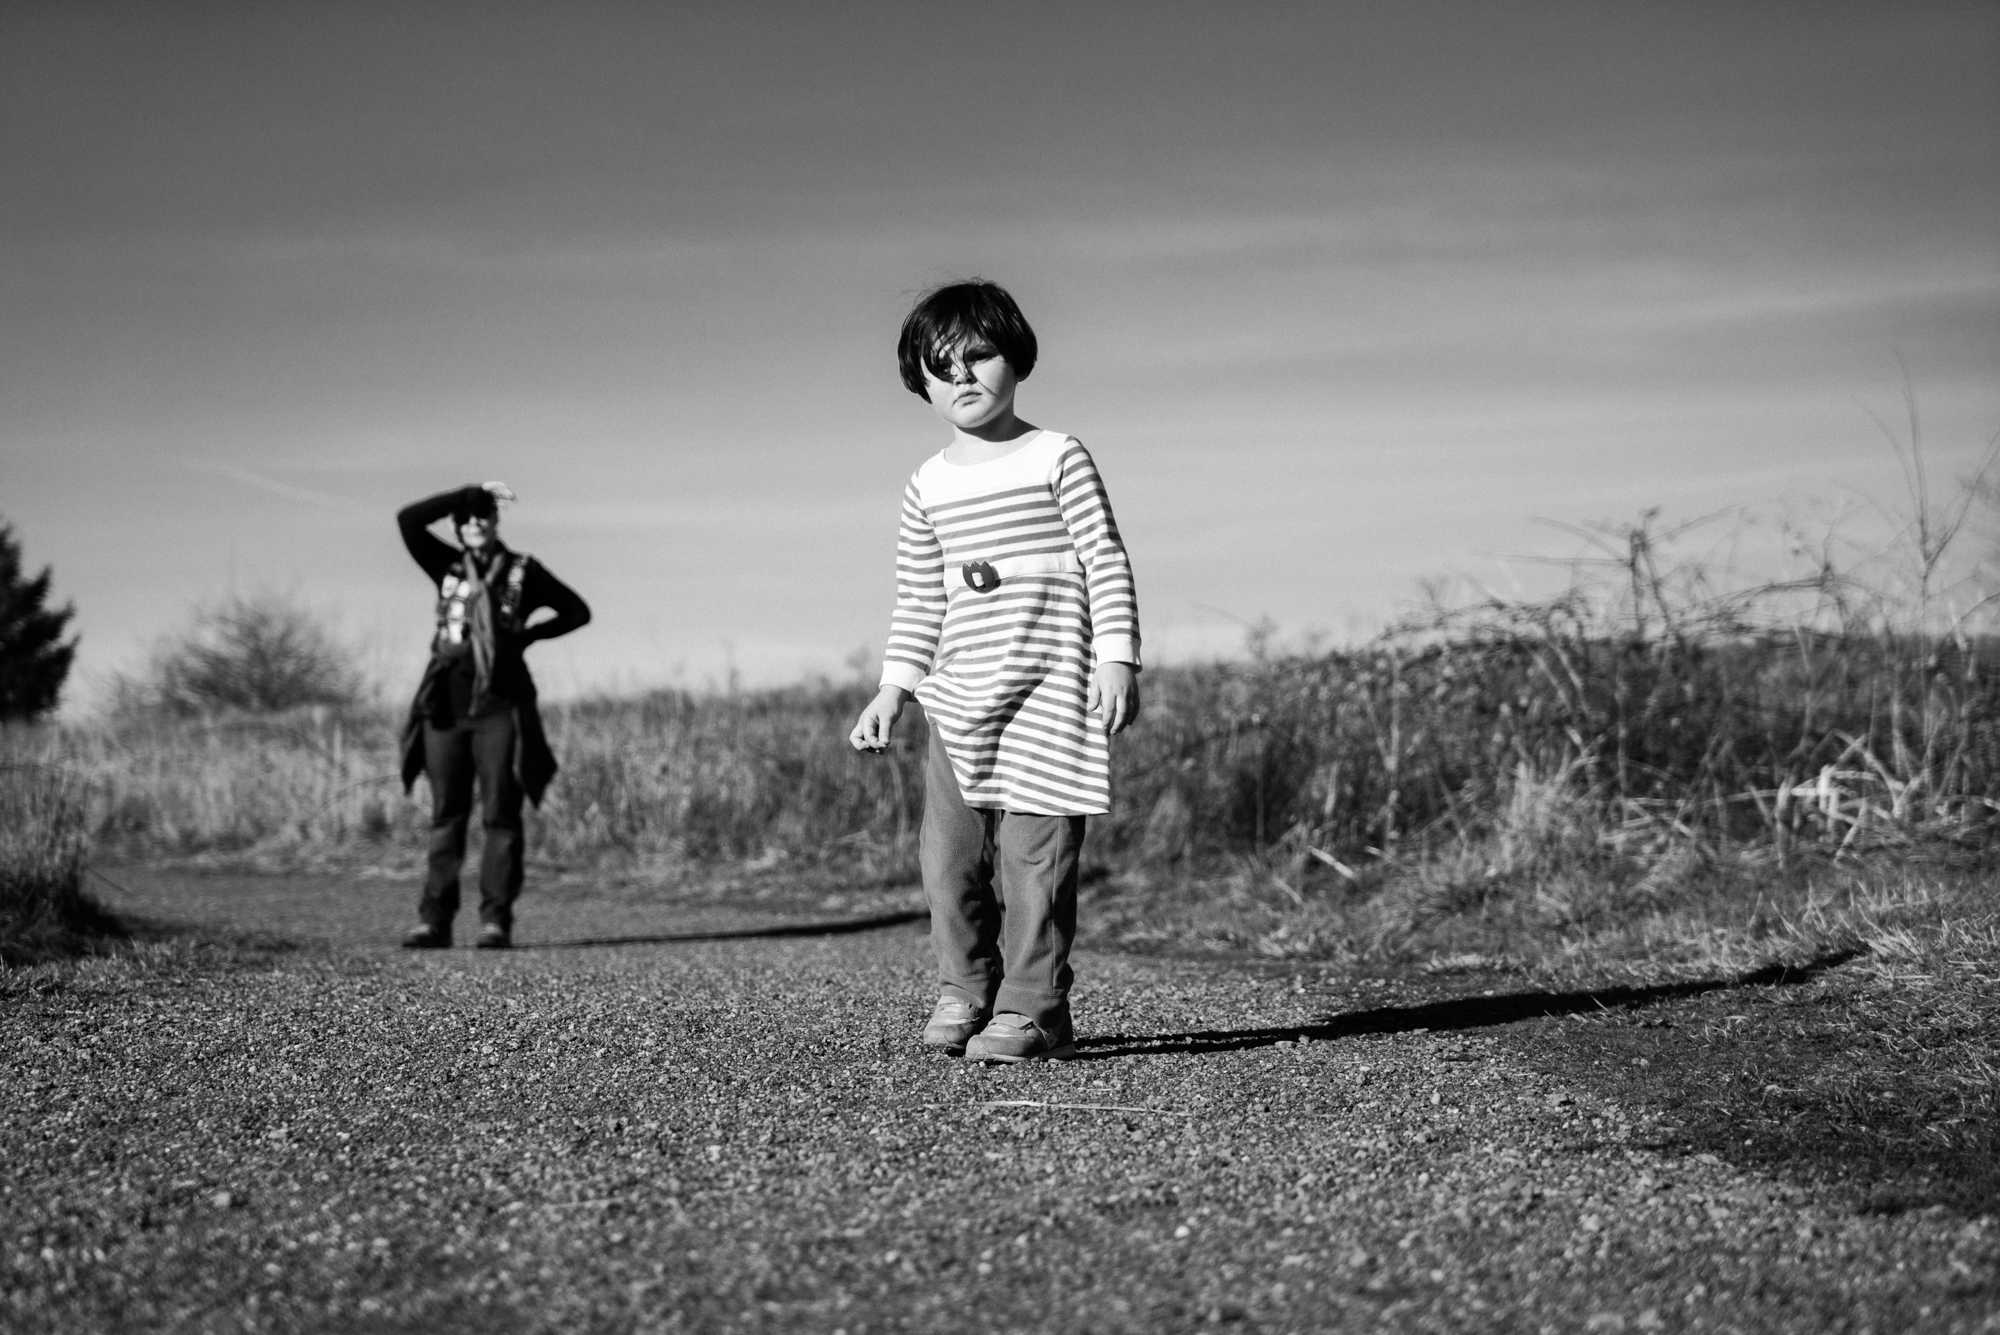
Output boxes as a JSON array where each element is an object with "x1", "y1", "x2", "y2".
[{"x1": 397, "y1": 486, "x2": 591, "y2": 807}]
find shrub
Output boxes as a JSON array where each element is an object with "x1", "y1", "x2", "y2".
[{"x1": 117, "y1": 592, "x2": 364, "y2": 716}]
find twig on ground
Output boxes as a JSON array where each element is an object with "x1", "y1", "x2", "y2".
[{"x1": 942, "y1": 1100, "x2": 1193, "y2": 1116}]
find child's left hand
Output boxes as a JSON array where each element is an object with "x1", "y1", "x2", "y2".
[{"x1": 1089, "y1": 662, "x2": 1141, "y2": 735}]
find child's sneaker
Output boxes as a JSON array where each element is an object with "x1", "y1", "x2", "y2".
[
  {"x1": 963, "y1": 1011, "x2": 1076, "y2": 1063},
  {"x1": 922, "y1": 996, "x2": 989, "y2": 1050}
]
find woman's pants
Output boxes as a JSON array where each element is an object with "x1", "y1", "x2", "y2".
[
  {"x1": 919, "y1": 728, "x2": 1084, "y2": 1026},
  {"x1": 419, "y1": 711, "x2": 525, "y2": 932}
]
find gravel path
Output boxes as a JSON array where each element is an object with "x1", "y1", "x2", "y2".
[{"x1": 3, "y1": 870, "x2": 1993, "y2": 1334}]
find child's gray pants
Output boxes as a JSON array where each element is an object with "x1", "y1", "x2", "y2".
[{"x1": 919, "y1": 727, "x2": 1084, "y2": 1026}]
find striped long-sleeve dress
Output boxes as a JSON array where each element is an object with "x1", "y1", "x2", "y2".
[{"x1": 879, "y1": 430, "x2": 1140, "y2": 816}]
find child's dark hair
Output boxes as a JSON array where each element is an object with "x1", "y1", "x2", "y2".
[{"x1": 897, "y1": 279, "x2": 1038, "y2": 398}]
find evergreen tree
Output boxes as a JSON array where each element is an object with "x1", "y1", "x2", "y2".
[{"x1": 0, "y1": 523, "x2": 78, "y2": 721}]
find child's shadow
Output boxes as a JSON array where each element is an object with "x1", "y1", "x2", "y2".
[
  {"x1": 1070, "y1": 951, "x2": 1858, "y2": 1060},
  {"x1": 519, "y1": 908, "x2": 927, "y2": 949}
]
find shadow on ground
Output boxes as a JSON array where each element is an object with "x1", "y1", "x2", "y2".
[
  {"x1": 1077, "y1": 947, "x2": 1994, "y2": 1217},
  {"x1": 1074, "y1": 952, "x2": 1859, "y2": 1059},
  {"x1": 518, "y1": 908, "x2": 930, "y2": 949}
]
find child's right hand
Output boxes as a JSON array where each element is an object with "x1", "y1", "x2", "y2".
[{"x1": 848, "y1": 686, "x2": 910, "y2": 753}]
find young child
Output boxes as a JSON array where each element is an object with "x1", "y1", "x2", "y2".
[{"x1": 848, "y1": 279, "x2": 1141, "y2": 1062}]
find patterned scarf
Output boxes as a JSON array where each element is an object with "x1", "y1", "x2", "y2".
[
  {"x1": 436, "y1": 545, "x2": 518, "y2": 714},
  {"x1": 462, "y1": 547, "x2": 498, "y2": 712}
]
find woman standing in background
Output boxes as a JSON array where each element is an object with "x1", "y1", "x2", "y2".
[{"x1": 396, "y1": 482, "x2": 590, "y2": 950}]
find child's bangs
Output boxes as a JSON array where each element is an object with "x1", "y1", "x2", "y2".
[{"x1": 919, "y1": 317, "x2": 979, "y2": 380}]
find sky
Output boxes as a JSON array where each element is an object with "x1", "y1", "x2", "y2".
[{"x1": 4, "y1": 1, "x2": 1997, "y2": 709}]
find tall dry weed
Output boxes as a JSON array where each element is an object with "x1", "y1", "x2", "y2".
[{"x1": 0, "y1": 758, "x2": 111, "y2": 960}]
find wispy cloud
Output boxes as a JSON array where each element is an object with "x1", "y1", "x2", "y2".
[{"x1": 184, "y1": 460, "x2": 361, "y2": 511}]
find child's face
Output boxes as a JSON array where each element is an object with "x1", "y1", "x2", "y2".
[{"x1": 921, "y1": 333, "x2": 1018, "y2": 433}]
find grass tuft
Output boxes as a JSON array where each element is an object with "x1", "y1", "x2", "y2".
[{"x1": 0, "y1": 760, "x2": 121, "y2": 964}]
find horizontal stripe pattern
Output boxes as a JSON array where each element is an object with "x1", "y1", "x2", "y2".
[{"x1": 879, "y1": 431, "x2": 1140, "y2": 816}]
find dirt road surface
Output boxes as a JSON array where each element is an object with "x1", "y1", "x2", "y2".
[{"x1": 3, "y1": 869, "x2": 1992, "y2": 1333}]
